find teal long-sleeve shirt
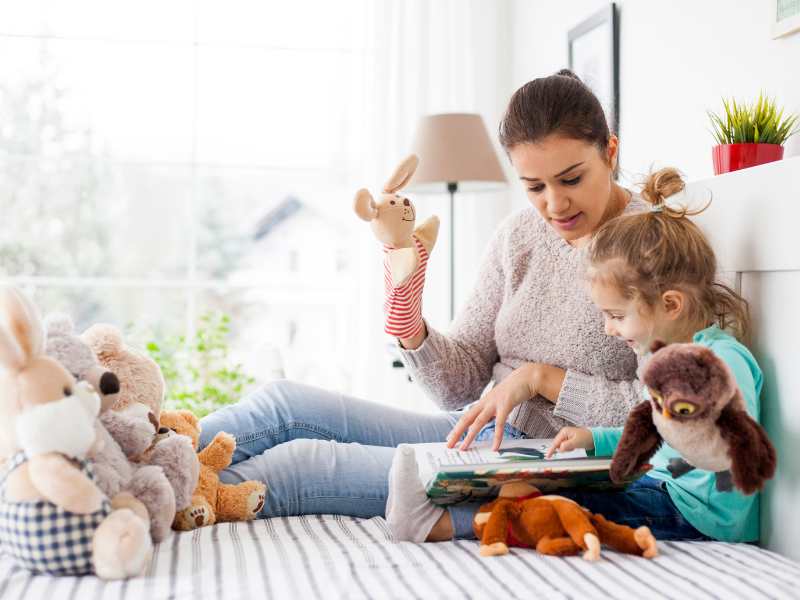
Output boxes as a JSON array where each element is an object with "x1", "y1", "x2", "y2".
[{"x1": 591, "y1": 325, "x2": 764, "y2": 543}]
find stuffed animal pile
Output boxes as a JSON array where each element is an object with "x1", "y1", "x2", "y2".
[{"x1": 0, "y1": 287, "x2": 266, "y2": 580}]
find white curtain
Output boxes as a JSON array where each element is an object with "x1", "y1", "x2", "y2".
[{"x1": 350, "y1": 0, "x2": 516, "y2": 407}]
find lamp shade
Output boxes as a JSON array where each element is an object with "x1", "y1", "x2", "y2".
[{"x1": 408, "y1": 113, "x2": 507, "y2": 193}]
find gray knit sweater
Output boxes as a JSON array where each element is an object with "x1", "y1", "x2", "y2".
[{"x1": 399, "y1": 195, "x2": 646, "y2": 437}]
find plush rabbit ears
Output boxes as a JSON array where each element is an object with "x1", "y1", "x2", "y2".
[
  {"x1": 353, "y1": 188, "x2": 377, "y2": 222},
  {"x1": 382, "y1": 154, "x2": 419, "y2": 194},
  {"x1": 0, "y1": 287, "x2": 44, "y2": 371}
]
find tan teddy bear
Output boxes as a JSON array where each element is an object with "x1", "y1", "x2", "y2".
[
  {"x1": 160, "y1": 410, "x2": 266, "y2": 530},
  {"x1": 82, "y1": 324, "x2": 165, "y2": 419}
]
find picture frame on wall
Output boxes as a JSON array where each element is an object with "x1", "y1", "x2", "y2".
[
  {"x1": 772, "y1": 0, "x2": 800, "y2": 38},
  {"x1": 568, "y1": 3, "x2": 619, "y2": 133}
]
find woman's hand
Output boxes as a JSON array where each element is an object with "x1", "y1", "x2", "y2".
[
  {"x1": 446, "y1": 363, "x2": 566, "y2": 451},
  {"x1": 546, "y1": 427, "x2": 594, "y2": 458}
]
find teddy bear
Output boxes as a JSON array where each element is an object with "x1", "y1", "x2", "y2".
[
  {"x1": 43, "y1": 314, "x2": 177, "y2": 543},
  {"x1": 159, "y1": 410, "x2": 266, "y2": 530},
  {"x1": 0, "y1": 287, "x2": 151, "y2": 579},
  {"x1": 81, "y1": 323, "x2": 199, "y2": 512},
  {"x1": 473, "y1": 482, "x2": 658, "y2": 560},
  {"x1": 82, "y1": 323, "x2": 165, "y2": 419}
]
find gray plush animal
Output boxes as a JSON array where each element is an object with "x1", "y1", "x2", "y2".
[{"x1": 44, "y1": 314, "x2": 177, "y2": 542}]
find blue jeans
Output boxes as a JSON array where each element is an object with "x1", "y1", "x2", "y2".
[
  {"x1": 199, "y1": 379, "x2": 525, "y2": 522},
  {"x1": 200, "y1": 380, "x2": 706, "y2": 542},
  {"x1": 561, "y1": 476, "x2": 709, "y2": 541}
]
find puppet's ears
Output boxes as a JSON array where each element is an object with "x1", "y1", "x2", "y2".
[{"x1": 383, "y1": 154, "x2": 418, "y2": 194}]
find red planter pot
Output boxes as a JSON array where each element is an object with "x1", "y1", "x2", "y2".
[{"x1": 712, "y1": 143, "x2": 784, "y2": 175}]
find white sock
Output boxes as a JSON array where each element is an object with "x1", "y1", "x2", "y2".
[{"x1": 386, "y1": 444, "x2": 445, "y2": 543}]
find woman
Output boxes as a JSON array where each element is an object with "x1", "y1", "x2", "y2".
[{"x1": 199, "y1": 69, "x2": 645, "y2": 532}]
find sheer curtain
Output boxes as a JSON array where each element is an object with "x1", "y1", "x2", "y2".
[{"x1": 351, "y1": 0, "x2": 515, "y2": 407}]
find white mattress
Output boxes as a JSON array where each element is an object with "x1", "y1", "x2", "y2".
[{"x1": 1, "y1": 515, "x2": 797, "y2": 599}]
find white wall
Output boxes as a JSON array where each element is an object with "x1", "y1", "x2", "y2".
[
  {"x1": 509, "y1": 0, "x2": 800, "y2": 206},
  {"x1": 684, "y1": 157, "x2": 800, "y2": 558}
]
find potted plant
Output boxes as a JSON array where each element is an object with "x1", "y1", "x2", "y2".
[{"x1": 708, "y1": 93, "x2": 799, "y2": 175}]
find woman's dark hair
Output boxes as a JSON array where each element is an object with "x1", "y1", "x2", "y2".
[{"x1": 499, "y1": 69, "x2": 611, "y2": 153}]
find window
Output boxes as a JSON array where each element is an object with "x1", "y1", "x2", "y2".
[{"x1": 0, "y1": 1, "x2": 372, "y2": 396}]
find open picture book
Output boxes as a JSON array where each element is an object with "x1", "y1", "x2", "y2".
[{"x1": 412, "y1": 438, "x2": 640, "y2": 505}]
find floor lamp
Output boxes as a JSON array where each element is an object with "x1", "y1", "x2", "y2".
[{"x1": 408, "y1": 113, "x2": 507, "y2": 320}]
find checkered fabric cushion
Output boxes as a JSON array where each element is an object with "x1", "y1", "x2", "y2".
[{"x1": 0, "y1": 452, "x2": 111, "y2": 576}]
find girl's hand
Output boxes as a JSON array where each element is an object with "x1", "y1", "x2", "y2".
[
  {"x1": 446, "y1": 363, "x2": 564, "y2": 452},
  {"x1": 546, "y1": 427, "x2": 594, "y2": 458}
]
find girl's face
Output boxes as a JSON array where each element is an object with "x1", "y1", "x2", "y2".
[
  {"x1": 590, "y1": 279, "x2": 665, "y2": 355},
  {"x1": 508, "y1": 135, "x2": 621, "y2": 244}
]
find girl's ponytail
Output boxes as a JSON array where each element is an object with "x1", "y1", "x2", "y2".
[
  {"x1": 641, "y1": 167, "x2": 685, "y2": 209},
  {"x1": 640, "y1": 168, "x2": 708, "y2": 218}
]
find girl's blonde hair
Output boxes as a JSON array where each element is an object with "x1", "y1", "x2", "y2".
[{"x1": 589, "y1": 168, "x2": 752, "y2": 344}]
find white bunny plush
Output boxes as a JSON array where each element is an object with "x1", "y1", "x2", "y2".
[
  {"x1": 0, "y1": 287, "x2": 152, "y2": 579},
  {"x1": 354, "y1": 154, "x2": 440, "y2": 338}
]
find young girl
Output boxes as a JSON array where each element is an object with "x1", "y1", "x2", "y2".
[{"x1": 387, "y1": 167, "x2": 763, "y2": 544}]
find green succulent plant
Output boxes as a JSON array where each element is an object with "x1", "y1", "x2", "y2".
[{"x1": 708, "y1": 93, "x2": 799, "y2": 146}]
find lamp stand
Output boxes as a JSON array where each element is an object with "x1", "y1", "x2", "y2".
[{"x1": 447, "y1": 181, "x2": 458, "y2": 321}]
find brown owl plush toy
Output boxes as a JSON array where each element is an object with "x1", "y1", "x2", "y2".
[{"x1": 610, "y1": 342, "x2": 776, "y2": 495}]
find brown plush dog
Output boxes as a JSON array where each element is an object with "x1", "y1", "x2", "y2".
[
  {"x1": 473, "y1": 482, "x2": 657, "y2": 560},
  {"x1": 160, "y1": 410, "x2": 266, "y2": 530}
]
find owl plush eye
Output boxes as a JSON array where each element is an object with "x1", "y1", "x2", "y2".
[
  {"x1": 671, "y1": 401, "x2": 697, "y2": 416},
  {"x1": 649, "y1": 389, "x2": 664, "y2": 408}
]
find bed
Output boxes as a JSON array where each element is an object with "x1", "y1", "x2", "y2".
[
  {"x1": 1, "y1": 516, "x2": 798, "y2": 600},
  {"x1": 2, "y1": 159, "x2": 799, "y2": 599}
]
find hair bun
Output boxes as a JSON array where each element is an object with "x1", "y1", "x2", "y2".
[
  {"x1": 555, "y1": 68, "x2": 582, "y2": 82},
  {"x1": 641, "y1": 167, "x2": 685, "y2": 208}
]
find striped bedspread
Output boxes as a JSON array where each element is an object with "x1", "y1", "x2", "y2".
[{"x1": 1, "y1": 515, "x2": 797, "y2": 600}]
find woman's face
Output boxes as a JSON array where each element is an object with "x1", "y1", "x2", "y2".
[{"x1": 508, "y1": 134, "x2": 619, "y2": 243}]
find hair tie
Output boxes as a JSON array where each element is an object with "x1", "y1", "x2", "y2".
[{"x1": 650, "y1": 205, "x2": 664, "y2": 213}]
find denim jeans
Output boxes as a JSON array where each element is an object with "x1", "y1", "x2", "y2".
[
  {"x1": 199, "y1": 380, "x2": 705, "y2": 542},
  {"x1": 559, "y1": 476, "x2": 709, "y2": 540},
  {"x1": 199, "y1": 379, "x2": 525, "y2": 521}
]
